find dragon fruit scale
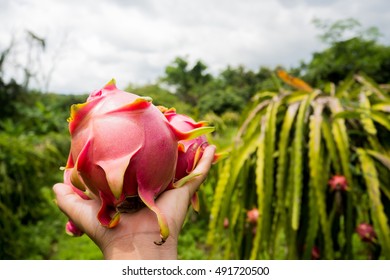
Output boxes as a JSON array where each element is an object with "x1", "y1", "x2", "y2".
[{"x1": 63, "y1": 79, "x2": 214, "y2": 245}]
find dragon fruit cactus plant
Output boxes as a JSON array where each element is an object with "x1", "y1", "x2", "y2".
[{"x1": 63, "y1": 79, "x2": 214, "y2": 245}]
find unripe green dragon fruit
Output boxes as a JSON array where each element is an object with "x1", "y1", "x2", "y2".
[{"x1": 63, "y1": 79, "x2": 213, "y2": 245}]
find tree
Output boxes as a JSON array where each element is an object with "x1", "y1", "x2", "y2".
[
  {"x1": 162, "y1": 57, "x2": 212, "y2": 106},
  {"x1": 298, "y1": 19, "x2": 390, "y2": 86},
  {"x1": 312, "y1": 18, "x2": 381, "y2": 44},
  {"x1": 197, "y1": 66, "x2": 280, "y2": 115}
]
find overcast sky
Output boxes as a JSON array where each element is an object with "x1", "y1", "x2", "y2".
[{"x1": 1, "y1": 0, "x2": 389, "y2": 94}]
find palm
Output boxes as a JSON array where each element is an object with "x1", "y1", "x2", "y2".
[{"x1": 88, "y1": 186, "x2": 191, "y2": 249}]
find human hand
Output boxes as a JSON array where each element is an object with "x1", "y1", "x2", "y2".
[{"x1": 53, "y1": 145, "x2": 216, "y2": 260}]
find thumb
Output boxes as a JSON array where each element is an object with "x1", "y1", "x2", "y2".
[{"x1": 184, "y1": 144, "x2": 216, "y2": 197}]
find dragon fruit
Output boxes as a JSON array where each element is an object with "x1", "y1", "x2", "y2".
[
  {"x1": 158, "y1": 107, "x2": 221, "y2": 212},
  {"x1": 63, "y1": 79, "x2": 213, "y2": 245},
  {"x1": 246, "y1": 208, "x2": 259, "y2": 224},
  {"x1": 356, "y1": 223, "x2": 377, "y2": 243},
  {"x1": 328, "y1": 175, "x2": 348, "y2": 192},
  {"x1": 311, "y1": 246, "x2": 320, "y2": 260}
]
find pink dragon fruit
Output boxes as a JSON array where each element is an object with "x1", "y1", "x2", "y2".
[
  {"x1": 356, "y1": 223, "x2": 377, "y2": 243},
  {"x1": 246, "y1": 207, "x2": 259, "y2": 224},
  {"x1": 223, "y1": 217, "x2": 229, "y2": 229},
  {"x1": 63, "y1": 79, "x2": 213, "y2": 245},
  {"x1": 158, "y1": 107, "x2": 221, "y2": 212},
  {"x1": 328, "y1": 175, "x2": 348, "y2": 192},
  {"x1": 311, "y1": 246, "x2": 320, "y2": 260}
]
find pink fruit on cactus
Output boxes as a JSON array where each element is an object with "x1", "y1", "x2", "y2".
[
  {"x1": 311, "y1": 246, "x2": 320, "y2": 260},
  {"x1": 328, "y1": 175, "x2": 348, "y2": 191},
  {"x1": 356, "y1": 223, "x2": 376, "y2": 243},
  {"x1": 63, "y1": 79, "x2": 214, "y2": 245},
  {"x1": 223, "y1": 217, "x2": 229, "y2": 229},
  {"x1": 247, "y1": 208, "x2": 259, "y2": 224},
  {"x1": 158, "y1": 107, "x2": 220, "y2": 212}
]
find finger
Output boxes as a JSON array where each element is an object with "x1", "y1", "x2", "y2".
[
  {"x1": 184, "y1": 145, "x2": 216, "y2": 196},
  {"x1": 53, "y1": 183, "x2": 100, "y2": 234},
  {"x1": 155, "y1": 145, "x2": 216, "y2": 231}
]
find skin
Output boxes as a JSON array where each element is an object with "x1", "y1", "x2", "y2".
[{"x1": 53, "y1": 145, "x2": 216, "y2": 260}]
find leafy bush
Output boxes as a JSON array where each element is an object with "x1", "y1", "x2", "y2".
[
  {"x1": 0, "y1": 76, "x2": 88, "y2": 259},
  {"x1": 0, "y1": 131, "x2": 68, "y2": 259}
]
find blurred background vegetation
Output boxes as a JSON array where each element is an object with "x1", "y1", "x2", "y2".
[{"x1": 1, "y1": 18, "x2": 390, "y2": 260}]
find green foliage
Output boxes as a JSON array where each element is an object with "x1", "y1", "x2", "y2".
[
  {"x1": 178, "y1": 217, "x2": 209, "y2": 260},
  {"x1": 0, "y1": 131, "x2": 68, "y2": 259},
  {"x1": 162, "y1": 57, "x2": 212, "y2": 106},
  {"x1": 52, "y1": 233, "x2": 103, "y2": 260},
  {"x1": 198, "y1": 66, "x2": 275, "y2": 115},
  {"x1": 299, "y1": 18, "x2": 390, "y2": 87},
  {"x1": 301, "y1": 38, "x2": 390, "y2": 86},
  {"x1": 206, "y1": 73, "x2": 390, "y2": 259},
  {"x1": 0, "y1": 77, "x2": 25, "y2": 119},
  {"x1": 162, "y1": 57, "x2": 279, "y2": 116},
  {"x1": 198, "y1": 87, "x2": 245, "y2": 115},
  {"x1": 312, "y1": 18, "x2": 381, "y2": 44},
  {"x1": 0, "y1": 72, "x2": 88, "y2": 259}
]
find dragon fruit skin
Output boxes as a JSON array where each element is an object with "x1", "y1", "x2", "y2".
[
  {"x1": 247, "y1": 208, "x2": 259, "y2": 224},
  {"x1": 328, "y1": 175, "x2": 348, "y2": 192},
  {"x1": 159, "y1": 107, "x2": 220, "y2": 212},
  {"x1": 163, "y1": 109, "x2": 209, "y2": 178},
  {"x1": 64, "y1": 79, "x2": 213, "y2": 245}
]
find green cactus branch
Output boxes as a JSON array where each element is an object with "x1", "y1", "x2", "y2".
[{"x1": 207, "y1": 72, "x2": 390, "y2": 260}]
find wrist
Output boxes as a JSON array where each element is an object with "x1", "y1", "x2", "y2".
[{"x1": 102, "y1": 232, "x2": 178, "y2": 260}]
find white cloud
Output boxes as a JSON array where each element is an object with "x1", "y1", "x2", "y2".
[{"x1": 1, "y1": 0, "x2": 389, "y2": 93}]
